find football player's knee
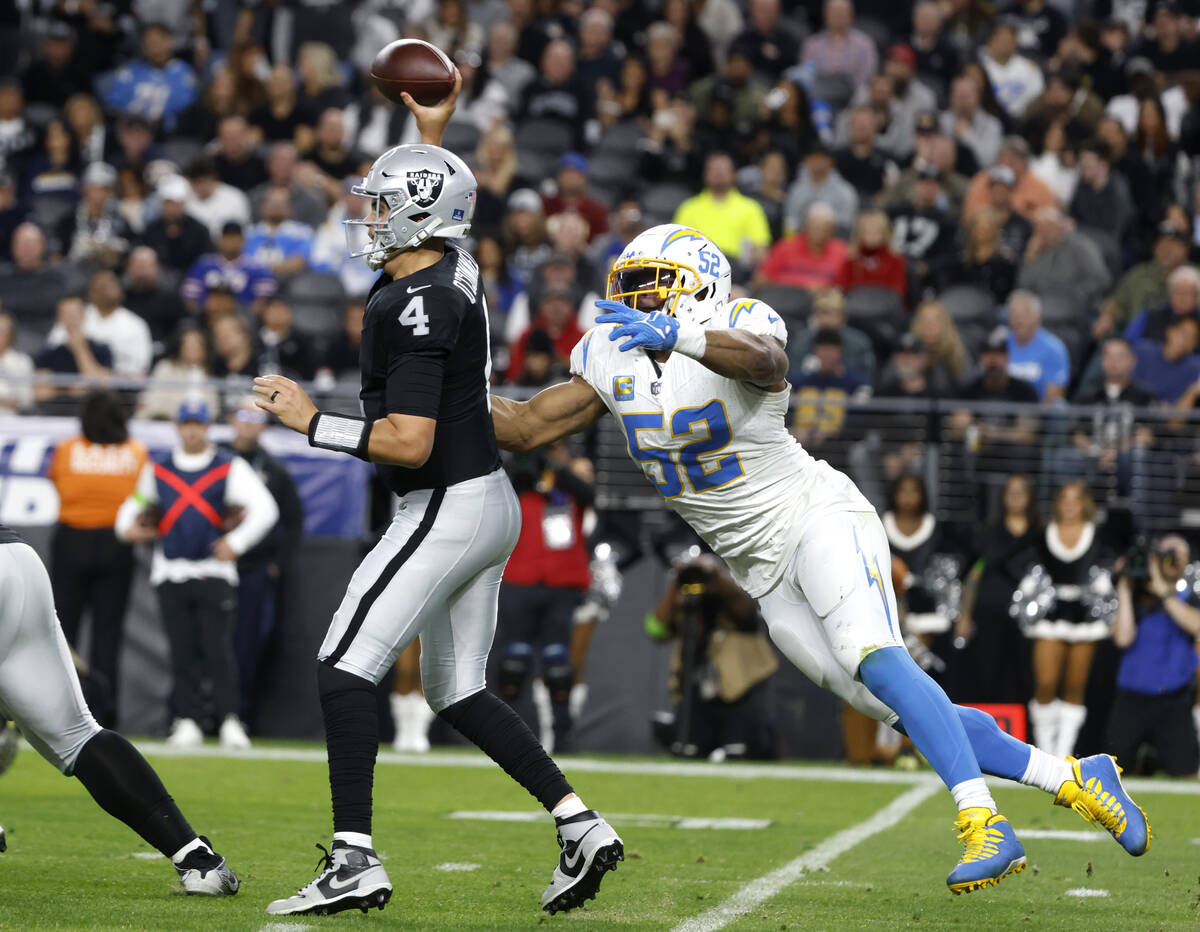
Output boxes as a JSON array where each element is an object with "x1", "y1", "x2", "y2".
[
  {"x1": 498, "y1": 642, "x2": 533, "y2": 700},
  {"x1": 541, "y1": 643, "x2": 573, "y2": 705}
]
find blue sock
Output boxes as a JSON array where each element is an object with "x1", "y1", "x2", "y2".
[
  {"x1": 858, "y1": 646, "x2": 981, "y2": 790},
  {"x1": 954, "y1": 706, "x2": 1032, "y2": 782}
]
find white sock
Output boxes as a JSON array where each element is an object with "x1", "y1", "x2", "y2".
[
  {"x1": 1056, "y1": 702, "x2": 1087, "y2": 760},
  {"x1": 1028, "y1": 700, "x2": 1060, "y2": 753},
  {"x1": 551, "y1": 795, "x2": 588, "y2": 820},
  {"x1": 1021, "y1": 745, "x2": 1075, "y2": 795},
  {"x1": 950, "y1": 777, "x2": 997, "y2": 814},
  {"x1": 171, "y1": 836, "x2": 208, "y2": 864},
  {"x1": 333, "y1": 831, "x2": 373, "y2": 850}
]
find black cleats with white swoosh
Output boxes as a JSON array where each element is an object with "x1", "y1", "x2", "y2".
[
  {"x1": 175, "y1": 836, "x2": 240, "y2": 895},
  {"x1": 266, "y1": 841, "x2": 393, "y2": 916},
  {"x1": 541, "y1": 810, "x2": 623, "y2": 915}
]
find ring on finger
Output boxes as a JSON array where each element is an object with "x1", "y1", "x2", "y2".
[{"x1": 270, "y1": 391, "x2": 280, "y2": 402}]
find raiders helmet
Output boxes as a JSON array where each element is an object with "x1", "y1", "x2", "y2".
[{"x1": 345, "y1": 144, "x2": 477, "y2": 269}]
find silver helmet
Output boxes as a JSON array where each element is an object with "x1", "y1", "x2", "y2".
[{"x1": 344, "y1": 144, "x2": 477, "y2": 269}]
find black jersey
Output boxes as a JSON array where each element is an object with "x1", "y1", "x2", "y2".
[
  {"x1": 884, "y1": 512, "x2": 952, "y2": 618},
  {"x1": 1038, "y1": 522, "x2": 1104, "y2": 624},
  {"x1": 360, "y1": 242, "x2": 501, "y2": 495},
  {"x1": 0, "y1": 523, "x2": 23, "y2": 545}
]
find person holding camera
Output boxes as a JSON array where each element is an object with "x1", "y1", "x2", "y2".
[
  {"x1": 646, "y1": 552, "x2": 778, "y2": 761},
  {"x1": 1107, "y1": 535, "x2": 1200, "y2": 776}
]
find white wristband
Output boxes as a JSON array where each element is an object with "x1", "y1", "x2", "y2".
[{"x1": 673, "y1": 320, "x2": 707, "y2": 359}]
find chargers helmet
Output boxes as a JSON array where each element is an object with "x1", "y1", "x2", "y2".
[
  {"x1": 344, "y1": 144, "x2": 476, "y2": 269},
  {"x1": 606, "y1": 225, "x2": 732, "y2": 326}
]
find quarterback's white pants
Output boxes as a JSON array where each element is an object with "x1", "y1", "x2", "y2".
[
  {"x1": 0, "y1": 542, "x2": 102, "y2": 774},
  {"x1": 319, "y1": 469, "x2": 521, "y2": 711},
  {"x1": 758, "y1": 510, "x2": 903, "y2": 726}
]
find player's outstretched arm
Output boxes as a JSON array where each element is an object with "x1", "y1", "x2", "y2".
[
  {"x1": 253, "y1": 375, "x2": 437, "y2": 468},
  {"x1": 401, "y1": 67, "x2": 462, "y2": 146},
  {"x1": 491, "y1": 376, "x2": 607, "y2": 452}
]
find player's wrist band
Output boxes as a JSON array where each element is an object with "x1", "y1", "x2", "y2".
[
  {"x1": 308, "y1": 412, "x2": 372, "y2": 461},
  {"x1": 673, "y1": 320, "x2": 707, "y2": 360}
]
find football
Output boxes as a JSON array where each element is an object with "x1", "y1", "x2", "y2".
[{"x1": 371, "y1": 39, "x2": 455, "y2": 106}]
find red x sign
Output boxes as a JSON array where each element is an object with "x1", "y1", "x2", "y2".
[{"x1": 153, "y1": 462, "x2": 232, "y2": 537}]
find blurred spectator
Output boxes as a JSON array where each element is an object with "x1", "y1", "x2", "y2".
[
  {"x1": 63, "y1": 93, "x2": 108, "y2": 166},
  {"x1": 884, "y1": 475, "x2": 959, "y2": 643},
  {"x1": 258, "y1": 297, "x2": 318, "y2": 380},
  {"x1": 730, "y1": 0, "x2": 801, "y2": 82},
  {"x1": 1003, "y1": 0, "x2": 1068, "y2": 59},
  {"x1": 911, "y1": 299, "x2": 972, "y2": 386},
  {"x1": 783, "y1": 144, "x2": 859, "y2": 237},
  {"x1": 1027, "y1": 120, "x2": 1079, "y2": 207},
  {"x1": 248, "y1": 64, "x2": 317, "y2": 147},
  {"x1": 0, "y1": 169, "x2": 27, "y2": 260},
  {"x1": 111, "y1": 115, "x2": 165, "y2": 169},
  {"x1": 884, "y1": 116, "x2": 970, "y2": 211},
  {"x1": 507, "y1": 284, "x2": 584, "y2": 386},
  {"x1": 182, "y1": 221, "x2": 276, "y2": 312},
  {"x1": 221, "y1": 398, "x2": 304, "y2": 731},
  {"x1": 136, "y1": 326, "x2": 219, "y2": 421},
  {"x1": 509, "y1": 328, "x2": 558, "y2": 387},
  {"x1": 1069, "y1": 138, "x2": 1134, "y2": 242},
  {"x1": 297, "y1": 42, "x2": 351, "y2": 115},
  {"x1": 472, "y1": 125, "x2": 518, "y2": 230},
  {"x1": 984, "y1": 165, "x2": 1033, "y2": 257},
  {"x1": 591, "y1": 200, "x2": 648, "y2": 273},
  {"x1": 115, "y1": 162, "x2": 150, "y2": 235},
  {"x1": 41, "y1": 269, "x2": 150, "y2": 378},
  {"x1": 0, "y1": 309, "x2": 32, "y2": 413},
  {"x1": 1109, "y1": 534, "x2": 1200, "y2": 777},
  {"x1": 21, "y1": 21, "x2": 91, "y2": 109},
  {"x1": 243, "y1": 187, "x2": 314, "y2": 280},
  {"x1": 504, "y1": 249, "x2": 599, "y2": 347},
  {"x1": 1096, "y1": 220, "x2": 1194, "y2": 338},
  {"x1": 95, "y1": 22, "x2": 197, "y2": 132},
  {"x1": 1133, "y1": 3, "x2": 1198, "y2": 77},
  {"x1": 542, "y1": 153, "x2": 609, "y2": 242},
  {"x1": 663, "y1": 0, "x2": 716, "y2": 78},
  {"x1": 888, "y1": 165, "x2": 958, "y2": 297},
  {"x1": 47, "y1": 390, "x2": 148, "y2": 727},
  {"x1": 248, "y1": 145, "x2": 324, "y2": 229},
  {"x1": 757, "y1": 201, "x2": 848, "y2": 290},
  {"x1": 485, "y1": 22, "x2": 537, "y2": 108},
  {"x1": 963, "y1": 136, "x2": 1056, "y2": 221},
  {"x1": 646, "y1": 551, "x2": 778, "y2": 760},
  {"x1": 24, "y1": 117, "x2": 80, "y2": 214},
  {"x1": 227, "y1": 40, "x2": 268, "y2": 116},
  {"x1": 1133, "y1": 316, "x2": 1200, "y2": 403},
  {"x1": 0, "y1": 223, "x2": 70, "y2": 335},
  {"x1": 693, "y1": 50, "x2": 770, "y2": 144},
  {"x1": 316, "y1": 300, "x2": 366, "y2": 381},
  {"x1": 674, "y1": 151, "x2": 772, "y2": 266},
  {"x1": 742, "y1": 75, "x2": 812, "y2": 175},
  {"x1": 646, "y1": 22, "x2": 690, "y2": 96},
  {"x1": 518, "y1": 40, "x2": 592, "y2": 149},
  {"x1": 1131, "y1": 97, "x2": 1179, "y2": 198},
  {"x1": 953, "y1": 473, "x2": 1039, "y2": 704},
  {"x1": 141, "y1": 174, "x2": 213, "y2": 274},
  {"x1": 1124, "y1": 265, "x2": 1200, "y2": 344},
  {"x1": 802, "y1": 0, "x2": 879, "y2": 92},
  {"x1": 501, "y1": 188, "x2": 551, "y2": 286},
  {"x1": 212, "y1": 115, "x2": 268, "y2": 191},
  {"x1": 310, "y1": 181, "x2": 376, "y2": 297},
  {"x1": 422, "y1": 0, "x2": 484, "y2": 61},
  {"x1": 787, "y1": 287, "x2": 876, "y2": 385},
  {"x1": 910, "y1": 1, "x2": 961, "y2": 98},
  {"x1": 744, "y1": 150, "x2": 791, "y2": 240},
  {"x1": 877, "y1": 332, "x2": 953, "y2": 398},
  {"x1": 299, "y1": 108, "x2": 361, "y2": 204},
  {"x1": 979, "y1": 22, "x2": 1044, "y2": 120},
  {"x1": 596, "y1": 55, "x2": 652, "y2": 127},
  {"x1": 935, "y1": 206, "x2": 1019, "y2": 306},
  {"x1": 210, "y1": 312, "x2": 264, "y2": 381},
  {"x1": 940, "y1": 75, "x2": 1003, "y2": 167},
  {"x1": 54, "y1": 161, "x2": 131, "y2": 267},
  {"x1": 874, "y1": 45, "x2": 939, "y2": 159},
  {"x1": 790, "y1": 328, "x2": 870, "y2": 463},
  {"x1": 640, "y1": 95, "x2": 703, "y2": 190},
  {"x1": 953, "y1": 325, "x2": 1039, "y2": 406},
  {"x1": 0, "y1": 80, "x2": 34, "y2": 172},
  {"x1": 1023, "y1": 63, "x2": 1105, "y2": 135},
  {"x1": 837, "y1": 210, "x2": 907, "y2": 301},
  {"x1": 175, "y1": 66, "x2": 237, "y2": 143},
  {"x1": 183, "y1": 157, "x2": 251, "y2": 241},
  {"x1": 1005, "y1": 290, "x2": 1070, "y2": 402},
  {"x1": 546, "y1": 211, "x2": 600, "y2": 292},
  {"x1": 114, "y1": 399, "x2": 277, "y2": 749},
  {"x1": 33, "y1": 294, "x2": 112, "y2": 409},
  {"x1": 1017, "y1": 206, "x2": 1112, "y2": 307},
  {"x1": 835, "y1": 107, "x2": 892, "y2": 201}
]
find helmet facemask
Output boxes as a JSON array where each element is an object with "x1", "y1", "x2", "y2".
[
  {"x1": 344, "y1": 187, "x2": 445, "y2": 270},
  {"x1": 607, "y1": 258, "x2": 705, "y2": 317}
]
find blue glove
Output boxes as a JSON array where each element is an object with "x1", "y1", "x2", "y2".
[{"x1": 595, "y1": 299, "x2": 679, "y2": 353}]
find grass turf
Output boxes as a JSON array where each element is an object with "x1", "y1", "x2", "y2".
[{"x1": 0, "y1": 744, "x2": 1197, "y2": 930}]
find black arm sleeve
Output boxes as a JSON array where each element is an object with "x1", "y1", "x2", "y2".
[{"x1": 385, "y1": 351, "x2": 447, "y2": 419}]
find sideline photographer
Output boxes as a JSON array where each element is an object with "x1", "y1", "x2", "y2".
[
  {"x1": 1107, "y1": 535, "x2": 1200, "y2": 776},
  {"x1": 646, "y1": 553, "x2": 778, "y2": 761}
]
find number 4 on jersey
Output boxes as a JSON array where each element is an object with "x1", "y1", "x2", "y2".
[{"x1": 399, "y1": 296, "x2": 430, "y2": 336}]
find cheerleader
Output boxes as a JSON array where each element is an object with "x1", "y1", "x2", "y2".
[
  {"x1": 1026, "y1": 482, "x2": 1107, "y2": 758},
  {"x1": 884, "y1": 476, "x2": 956, "y2": 645}
]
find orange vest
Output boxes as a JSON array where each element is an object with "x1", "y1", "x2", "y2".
[{"x1": 49, "y1": 437, "x2": 148, "y2": 529}]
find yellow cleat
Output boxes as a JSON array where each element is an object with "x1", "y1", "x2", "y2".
[
  {"x1": 1055, "y1": 755, "x2": 1151, "y2": 856},
  {"x1": 946, "y1": 808, "x2": 1027, "y2": 895}
]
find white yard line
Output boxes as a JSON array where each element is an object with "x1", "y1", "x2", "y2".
[
  {"x1": 671, "y1": 782, "x2": 940, "y2": 932},
  {"x1": 121, "y1": 742, "x2": 1200, "y2": 796},
  {"x1": 1015, "y1": 829, "x2": 1105, "y2": 842},
  {"x1": 1065, "y1": 888, "x2": 1109, "y2": 898},
  {"x1": 448, "y1": 810, "x2": 771, "y2": 830}
]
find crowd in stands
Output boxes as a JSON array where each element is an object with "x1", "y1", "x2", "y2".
[{"x1": 0, "y1": 0, "x2": 1199, "y2": 502}]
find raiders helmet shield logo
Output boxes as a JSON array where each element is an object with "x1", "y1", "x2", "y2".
[{"x1": 406, "y1": 169, "x2": 444, "y2": 208}]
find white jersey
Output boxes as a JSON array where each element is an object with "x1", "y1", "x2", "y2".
[{"x1": 570, "y1": 297, "x2": 871, "y2": 597}]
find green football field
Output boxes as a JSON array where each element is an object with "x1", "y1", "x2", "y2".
[{"x1": 2, "y1": 743, "x2": 1199, "y2": 930}]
